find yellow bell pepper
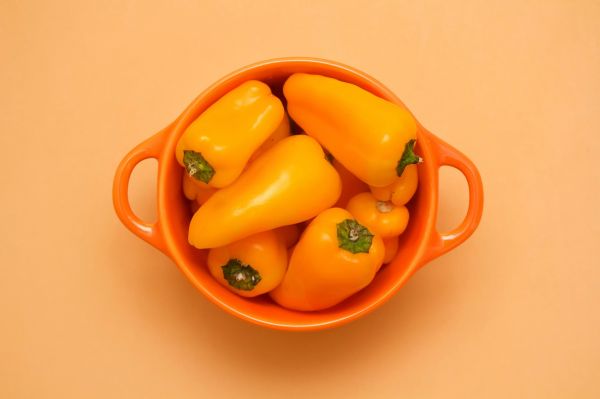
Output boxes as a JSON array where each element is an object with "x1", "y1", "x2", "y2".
[
  {"x1": 370, "y1": 164, "x2": 418, "y2": 206},
  {"x1": 188, "y1": 135, "x2": 341, "y2": 249},
  {"x1": 176, "y1": 80, "x2": 284, "y2": 188},
  {"x1": 346, "y1": 192, "x2": 409, "y2": 238},
  {"x1": 207, "y1": 230, "x2": 288, "y2": 297},
  {"x1": 382, "y1": 236, "x2": 399, "y2": 265},
  {"x1": 332, "y1": 159, "x2": 369, "y2": 208},
  {"x1": 284, "y1": 73, "x2": 421, "y2": 187},
  {"x1": 249, "y1": 113, "x2": 291, "y2": 162},
  {"x1": 276, "y1": 224, "x2": 300, "y2": 248},
  {"x1": 182, "y1": 174, "x2": 217, "y2": 204},
  {"x1": 182, "y1": 173, "x2": 199, "y2": 201},
  {"x1": 270, "y1": 207, "x2": 384, "y2": 311},
  {"x1": 189, "y1": 200, "x2": 200, "y2": 214}
]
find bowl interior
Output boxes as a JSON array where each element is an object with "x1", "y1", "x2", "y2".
[{"x1": 159, "y1": 59, "x2": 435, "y2": 329}]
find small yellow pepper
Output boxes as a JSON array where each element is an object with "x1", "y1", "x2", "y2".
[
  {"x1": 276, "y1": 224, "x2": 300, "y2": 248},
  {"x1": 370, "y1": 164, "x2": 418, "y2": 206},
  {"x1": 176, "y1": 80, "x2": 284, "y2": 188},
  {"x1": 346, "y1": 192, "x2": 409, "y2": 238},
  {"x1": 189, "y1": 200, "x2": 200, "y2": 214},
  {"x1": 195, "y1": 186, "x2": 217, "y2": 206},
  {"x1": 270, "y1": 208, "x2": 384, "y2": 311},
  {"x1": 284, "y1": 73, "x2": 421, "y2": 187},
  {"x1": 249, "y1": 113, "x2": 291, "y2": 162},
  {"x1": 188, "y1": 135, "x2": 341, "y2": 249},
  {"x1": 182, "y1": 173, "x2": 199, "y2": 201},
  {"x1": 207, "y1": 230, "x2": 288, "y2": 297},
  {"x1": 332, "y1": 159, "x2": 369, "y2": 208},
  {"x1": 382, "y1": 236, "x2": 399, "y2": 265},
  {"x1": 182, "y1": 174, "x2": 217, "y2": 204}
]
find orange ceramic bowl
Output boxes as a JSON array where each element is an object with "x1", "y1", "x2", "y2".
[{"x1": 113, "y1": 58, "x2": 483, "y2": 331}]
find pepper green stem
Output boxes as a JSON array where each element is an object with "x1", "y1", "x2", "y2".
[
  {"x1": 336, "y1": 219, "x2": 374, "y2": 254},
  {"x1": 221, "y1": 259, "x2": 262, "y2": 291},
  {"x1": 396, "y1": 139, "x2": 422, "y2": 177},
  {"x1": 183, "y1": 150, "x2": 215, "y2": 183}
]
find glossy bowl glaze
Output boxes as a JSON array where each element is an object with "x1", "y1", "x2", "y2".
[{"x1": 113, "y1": 58, "x2": 483, "y2": 331}]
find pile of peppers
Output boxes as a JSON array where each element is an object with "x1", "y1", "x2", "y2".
[{"x1": 176, "y1": 74, "x2": 421, "y2": 311}]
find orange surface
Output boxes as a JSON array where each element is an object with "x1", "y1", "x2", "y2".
[{"x1": 2, "y1": 1, "x2": 600, "y2": 397}]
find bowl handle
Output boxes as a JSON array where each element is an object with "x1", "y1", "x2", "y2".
[
  {"x1": 422, "y1": 133, "x2": 484, "y2": 263},
  {"x1": 112, "y1": 124, "x2": 173, "y2": 254}
]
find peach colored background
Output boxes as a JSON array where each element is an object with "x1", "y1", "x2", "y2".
[{"x1": 2, "y1": 1, "x2": 599, "y2": 398}]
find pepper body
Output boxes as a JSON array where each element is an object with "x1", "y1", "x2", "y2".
[
  {"x1": 370, "y1": 164, "x2": 418, "y2": 206},
  {"x1": 382, "y1": 236, "x2": 399, "y2": 265},
  {"x1": 188, "y1": 135, "x2": 341, "y2": 249},
  {"x1": 182, "y1": 174, "x2": 217, "y2": 204},
  {"x1": 189, "y1": 200, "x2": 200, "y2": 214},
  {"x1": 249, "y1": 113, "x2": 291, "y2": 162},
  {"x1": 333, "y1": 159, "x2": 369, "y2": 208},
  {"x1": 182, "y1": 173, "x2": 198, "y2": 201},
  {"x1": 346, "y1": 192, "x2": 409, "y2": 238},
  {"x1": 284, "y1": 73, "x2": 419, "y2": 187},
  {"x1": 276, "y1": 224, "x2": 300, "y2": 248},
  {"x1": 207, "y1": 230, "x2": 288, "y2": 297},
  {"x1": 270, "y1": 208, "x2": 384, "y2": 311},
  {"x1": 176, "y1": 80, "x2": 284, "y2": 188}
]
